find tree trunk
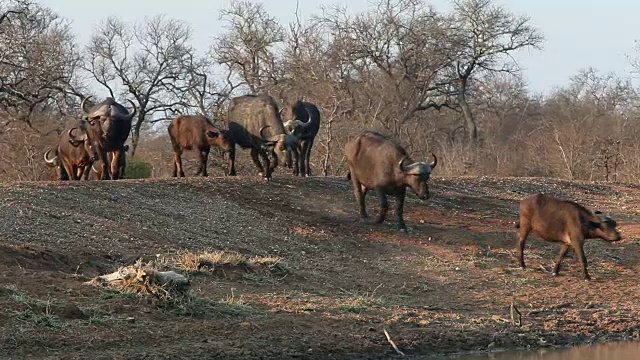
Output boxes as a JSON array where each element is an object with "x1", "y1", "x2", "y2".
[
  {"x1": 130, "y1": 113, "x2": 144, "y2": 157},
  {"x1": 458, "y1": 77, "x2": 478, "y2": 145}
]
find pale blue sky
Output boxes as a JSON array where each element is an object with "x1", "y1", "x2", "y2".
[{"x1": 41, "y1": 0, "x2": 640, "y2": 95}]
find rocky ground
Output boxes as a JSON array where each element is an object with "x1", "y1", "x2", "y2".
[{"x1": 1, "y1": 175, "x2": 639, "y2": 359}]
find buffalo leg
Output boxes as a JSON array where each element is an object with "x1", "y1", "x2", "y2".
[
  {"x1": 63, "y1": 160, "x2": 76, "y2": 181},
  {"x1": 350, "y1": 172, "x2": 367, "y2": 219},
  {"x1": 109, "y1": 151, "x2": 121, "y2": 180},
  {"x1": 75, "y1": 166, "x2": 83, "y2": 179},
  {"x1": 227, "y1": 146, "x2": 236, "y2": 176},
  {"x1": 304, "y1": 138, "x2": 314, "y2": 177},
  {"x1": 292, "y1": 151, "x2": 300, "y2": 176},
  {"x1": 572, "y1": 241, "x2": 591, "y2": 280},
  {"x1": 200, "y1": 148, "x2": 210, "y2": 177},
  {"x1": 552, "y1": 243, "x2": 570, "y2": 276},
  {"x1": 286, "y1": 149, "x2": 293, "y2": 170},
  {"x1": 80, "y1": 165, "x2": 91, "y2": 180},
  {"x1": 250, "y1": 148, "x2": 266, "y2": 177},
  {"x1": 297, "y1": 140, "x2": 308, "y2": 177},
  {"x1": 98, "y1": 151, "x2": 110, "y2": 180},
  {"x1": 394, "y1": 188, "x2": 407, "y2": 232},
  {"x1": 173, "y1": 150, "x2": 185, "y2": 177},
  {"x1": 290, "y1": 147, "x2": 299, "y2": 175},
  {"x1": 376, "y1": 190, "x2": 389, "y2": 224},
  {"x1": 517, "y1": 222, "x2": 531, "y2": 269}
]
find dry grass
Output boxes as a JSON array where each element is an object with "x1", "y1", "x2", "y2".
[{"x1": 163, "y1": 249, "x2": 289, "y2": 275}]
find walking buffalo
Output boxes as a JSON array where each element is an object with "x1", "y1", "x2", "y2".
[{"x1": 345, "y1": 131, "x2": 437, "y2": 232}]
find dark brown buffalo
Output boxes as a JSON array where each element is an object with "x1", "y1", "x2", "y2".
[
  {"x1": 90, "y1": 145, "x2": 129, "y2": 180},
  {"x1": 167, "y1": 115, "x2": 234, "y2": 177},
  {"x1": 516, "y1": 193, "x2": 622, "y2": 280},
  {"x1": 227, "y1": 94, "x2": 299, "y2": 180},
  {"x1": 281, "y1": 100, "x2": 321, "y2": 177},
  {"x1": 345, "y1": 131, "x2": 437, "y2": 232},
  {"x1": 44, "y1": 127, "x2": 98, "y2": 180},
  {"x1": 70, "y1": 96, "x2": 136, "y2": 180}
]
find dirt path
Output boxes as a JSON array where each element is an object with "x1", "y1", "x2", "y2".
[{"x1": 1, "y1": 175, "x2": 639, "y2": 359}]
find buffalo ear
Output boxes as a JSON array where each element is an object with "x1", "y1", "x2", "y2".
[
  {"x1": 594, "y1": 210, "x2": 603, "y2": 215},
  {"x1": 206, "y1": 131, "x2": 219, "y2": 138}
]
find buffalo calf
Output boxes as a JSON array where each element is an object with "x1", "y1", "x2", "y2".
[
  {"x1": 168, "y1": 115, "x2": 233, "y2": 177},
  {"x1": 516, "y1": 193, "x2": 622, "y2": 280}
]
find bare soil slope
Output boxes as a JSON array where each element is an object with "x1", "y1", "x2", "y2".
[{"x1": 1, "y1": 175, "x2": 639, "y2": 359}]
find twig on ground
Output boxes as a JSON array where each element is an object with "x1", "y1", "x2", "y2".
[
  {"x1": 383, "y1": 328, "x2": 405, "y2": 356},
  {"x1": 510, "y1": 302, "x2": 522, "y2": 326}
]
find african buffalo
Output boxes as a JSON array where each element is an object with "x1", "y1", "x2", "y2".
[
  {"x1": 226, "y1": 94, "x2": 299, "y2": 180},
  {"x1": 281, "y1": 100, "x2": 321, "y2": 177},
  {"x1": 516, "y1": 193, "x2": 622, "y2": 280},
  {"x1": 345, "y1": 131, "x2": 437, "y2": 232},
  {"x1": 167, "y1": 115, "x2": 234, "y2": 177},
  {"x1": 44, "y1": 126, "x2": 98, "y2": 180},
  {"x1": 70, "y1": 96, "x2": 136, "y2": 180}
]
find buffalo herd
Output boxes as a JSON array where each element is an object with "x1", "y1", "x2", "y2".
[{"x1": 42, "y1": 93, "x2": 623, "y2": 280}]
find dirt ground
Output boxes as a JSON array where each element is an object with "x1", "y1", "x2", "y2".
[{"x1": 1, "y1": 174, "x2": 639, "y2": 359}]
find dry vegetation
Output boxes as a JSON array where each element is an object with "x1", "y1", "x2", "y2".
[
  {"x1": 1, "y1": 176, "x2": 640, "y2": 359},
  {"x1": 0, "y1": 0, "x2": 639, "y2": 182}
]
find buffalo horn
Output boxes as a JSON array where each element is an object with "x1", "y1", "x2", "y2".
[
  {"x1": 80, "y1": 95, "x2": 92, "y2": 115},
  {"x1": 430, "y1": 152, "x2": 438, "y2": 169},
  {"x1": 68, "y1": 127, "x2": 86, "y2": 143},
  {"x1": 43, "y1": 149, "x2": 57, "y2": 165}
]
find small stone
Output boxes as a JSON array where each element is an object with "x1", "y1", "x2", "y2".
[{"x1": 61, "y1": 303, "x2": 89, "y2": 320}]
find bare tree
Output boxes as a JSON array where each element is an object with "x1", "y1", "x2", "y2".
[
  {"x1": 85, "y1": 15, "x2": 194, "y2": 155},
  {"x1": 447, "y1": 0, "x2": 544, "y2": 144},
  {"x1": 314, "y1": 0, "x2": 457, "y2": 138},
  {"x1": 0, "y1": 0, "x2": 82, "y2": 127},
  {"x1": 214, "y1": 0, "x2": 285, "y2": 94},
  {"x1": 178, "y1": 53, "x2": 242, "y2": 121}
]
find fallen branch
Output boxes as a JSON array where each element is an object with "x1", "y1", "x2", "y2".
[
  {"x1": 383, "y1": 328, "x2": 405, "y2": 356},
  {"x1": 528, "y1": 302, "x2": 574, "y2": 316},
  {"x1": 510, "y1": 302, "x2": 522, "y2": 326}
]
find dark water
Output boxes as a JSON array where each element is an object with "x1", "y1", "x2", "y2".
[{"x1": 449, "y1": 341, "x2": 640, "y2": 359}]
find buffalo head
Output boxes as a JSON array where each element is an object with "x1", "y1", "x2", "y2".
[
  {"x1": 68, "y1": 127, "x2": 99, "y2": 161},
  {"x1": 80, "y1": 96, "x2": 137, "y2": 139},
  {"x1": 399, "y1": 153, "x2": 438, "y2": 200},
  {"x1": 259, "y1": 125, "x2": 299, "y2": 166}
]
